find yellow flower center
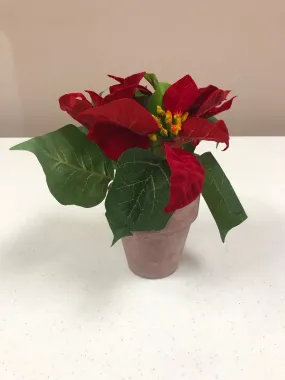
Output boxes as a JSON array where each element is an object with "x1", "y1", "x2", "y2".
[
  {"x1": 181, "y1": 112, "x2": 189, "y2": 122},
  {"x1": 156, "y1": 106, "x2": 165, "y2": 116},
  {"x1": 165, "y1": 110, "x2": 173, "y2": 125},
  {"x1": 148, "y1": 106, "x2": 189, "y2": 141},
  {"x1": 148, "y1": 133, "x2": 157, "y2": 141}
]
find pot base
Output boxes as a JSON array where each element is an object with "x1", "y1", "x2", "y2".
[{"x1": 122, "y1": 197, "x2": 200, "y2": 279}]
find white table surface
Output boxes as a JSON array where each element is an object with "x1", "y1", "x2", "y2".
[{"x1": 1, "y1": 137, "x2": 285, "y2": 380}]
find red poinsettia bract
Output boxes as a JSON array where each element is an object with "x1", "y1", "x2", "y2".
[
  {"x1": 59, "y1": 71, "x2": 149, "y2": 120},
  {"x1": 108, "y1": 72, "x2": 152, "y2": 96},
  {"x1": 76, "y1": 99, "x2": 159, "y2": 161},
  {"x1": 162, "y1": 75, "x2": 233, "y2": 149},
  {"x1": 75, "y1": 98, "x2": 207, "y2": 213},
  {"x1": 164, "y1": 145, "x2": 205, "y2": 213},
  {"x1": 59, "y1": 72, "x2": 235, "y2": 214}
]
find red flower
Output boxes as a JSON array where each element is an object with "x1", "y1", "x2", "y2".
[
  {"x1": 59, "y1": 73, "x2": 235, "y2": 215},
  {"x1": 164, "y1": 145, "x2": 204, "y2": 213},
  {"x1": 163, "y1": 76, "x2": 235, "y2": 118},
  {"x1": 179, "y1": 117, "x2": 229, "y2": 150},
  {"x1": 76, "y1": 98, "x2": 159, "y2": 161},
  {"x1": 59, "y1": 93, "x2": 93, "y2": 122},
  {"x1": 85, "y1": 91, "x2": 104, "y2": 106},
  {"x1": 100, "y1": 84, "x2": 139, "y2": 105},
  {"x1": 59, "y1": 72, "x2": 149, "y2": 122},
  {"x1": 190, "y1": 85, "x2": 236, "y2": 118},
  {"x1": 163, "y1": 75, "x2": 199, "y2": 114},
  {"x1": 108, "y1": 72, "x2": 152, "y2": 96},
  {"x1": 162, "y1": 75, "x2": 232, "y2": 149},
  {"x1": 150, "y1": 74, "x2": 235, "y2": 212}
]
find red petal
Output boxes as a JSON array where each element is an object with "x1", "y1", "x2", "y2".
[
  {"x1": 87, "y1": 121, "x2": 150, "y2": 161},
  {"x1": 59, "y1": 93, "x2": 93, "y2": 121},
  {"x1": 109, "y1": 83, "x2": 122, "y2": 94},
  {"x1": 124, "y1": 72, "x2": 146, "y2": 86},
  {"x1": 85, "y1": 90, "x2": 104, "y2": 106},
  {"x1": 110, "y1": 83, "x2": 152, "y2": 96},
  {"x1": 108, "y1": 71, "x2": 146, "y2": 86},
  {"x1": 108, "y1": 72, "x2": 146, "y2": 92},
  {"x1": 180, "y1": 117, "x2": 230, "y2": 150},
  {"x1": 203, "y1": 96, "x2": 236, "y2": 118},
  {"x1": 196, "y1": 88, "x2": 231, "y2": 117},
  {"x1": 137, "y1": 84, "x2": 152, "y2": 96},
  {"x1": 164, "y1": 145, "x2": 205, "y2": 213},
  {"x1": 109, "y1": 72, "x2": 150, "y2": 95},
  {"x1": 190, "y1": 85, "x2": 218, "y2": 111},
  {"x1": 76, "y1": 98, "x2": 159, "y2": 135},
  {"x1": 103, "y1": 84, "x2": 138, "y2": 103},
  {"x1": 163, "y1": 75, "x2": 199, "y2": 113},
  {"x1": 107, "y1": 74, "x2": 124, "y2": 84}
]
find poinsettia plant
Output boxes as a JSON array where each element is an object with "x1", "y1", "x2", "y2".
[{"x1": 11, "y1": 72, "x2": 247, "y2": 244}]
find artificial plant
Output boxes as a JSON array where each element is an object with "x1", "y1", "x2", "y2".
[{"x1": 11, "y1": 72, "x2": 247, "y2": 244}]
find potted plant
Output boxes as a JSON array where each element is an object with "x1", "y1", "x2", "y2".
[{"x1": 11, "y1": 72, "x2": 247, "y2": 279}]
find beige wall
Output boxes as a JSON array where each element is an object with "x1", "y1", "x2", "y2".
[{"x1": 1, "y1": 0, "x2": 285, "y2": 137}]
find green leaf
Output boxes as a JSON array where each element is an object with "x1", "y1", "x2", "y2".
[
  {"x1": 11, "y1": 124, "x2": 114, "y2": 208},
  {"x1": 207, "y1": 116, "x2": 218, "y2": 124},
  {"x1": 112, "y1": 160, "x2": 117, "y2": 170},
  {"x1": 135, "y1": 90, "x2": 149, "y2": 109},
  {"x1": 105, "y1": 148, "x2": 172, "y2": 245},
  {"x1": 151, "y1": 139, "x2": 165, "y2": 158},
  {"x1": 144, "y1": 73, "x2": 159, "y2": 90},
  {"x1": 148, "y1": 82, "x2": 170, "y2": 115},
  {"x1": 198, "y1": 152, "x2": 247, "y2": 242},
  {"x1": 182, "y1": 142, "x2": 195, "y2": 153},
  {"x1": 135, "y1": 89, "x2": 144, "y2": 97},
  {"x1": 78, "y1": 125, "x2": 88, "y2": 135},
  {"x1": 107, "y1": 220, "x2": 133, "y2": 244}
]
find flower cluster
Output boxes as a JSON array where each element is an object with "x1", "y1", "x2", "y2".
[
  {"x1": 149, "y1": 107, "x2": 189, "y2": 141},
  {"x1": 59, "y1": 71, "x2": 235, "y2": 214}
]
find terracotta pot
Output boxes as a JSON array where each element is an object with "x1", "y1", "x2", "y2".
[{"x1": 122, "y1": 197, "x2": 200, "y2": 279}]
